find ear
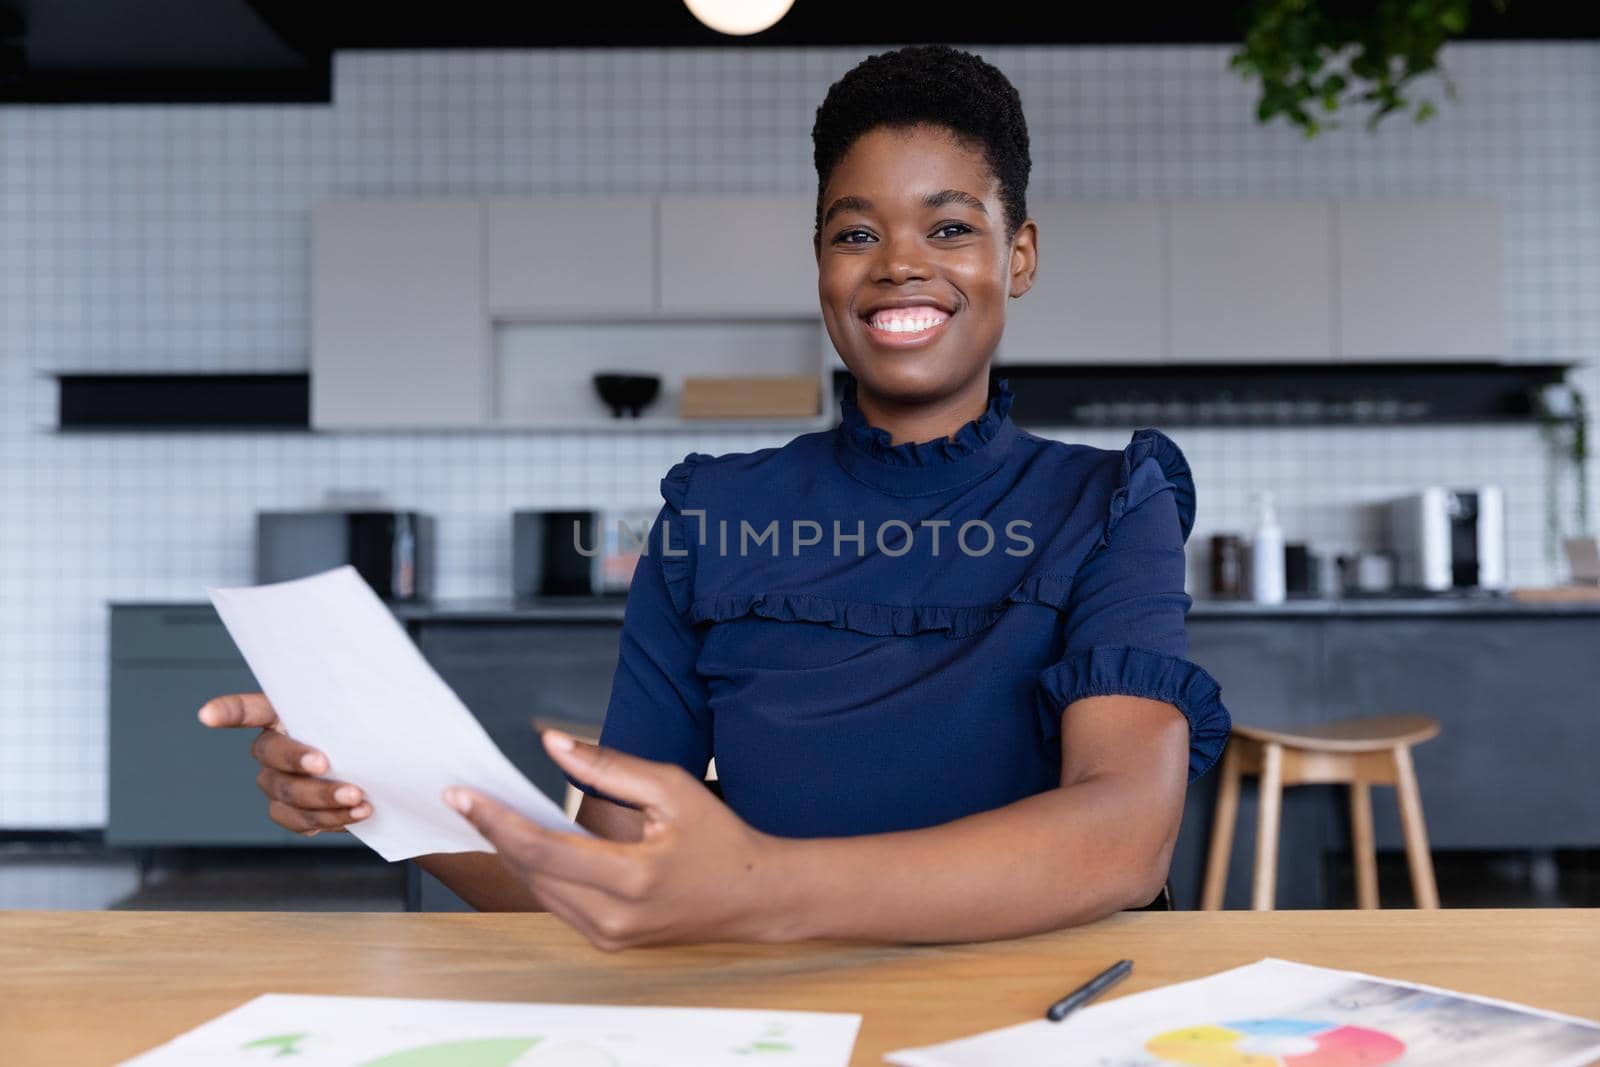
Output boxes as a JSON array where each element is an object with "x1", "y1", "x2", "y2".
[{"x1": 1008, "y1": 217, "x2": 1038, "y2": 300}]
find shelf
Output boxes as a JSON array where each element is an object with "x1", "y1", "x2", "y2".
[
  {"x1": 868, "y1": 361, "x2": 1577, "y2": 429},
  {"x1": 488, "y1": 414, "x2": 834, "y2": 433},
  {"x1": 52, "y1": 373, "x2": 310, "y2": 431}
]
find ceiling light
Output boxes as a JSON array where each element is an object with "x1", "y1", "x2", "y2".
[{"x1": 683, "y1": 0, "x2": 796, "y2": 36}]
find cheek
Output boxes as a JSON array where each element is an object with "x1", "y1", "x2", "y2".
[
  {"x1": 950, "y1": 257, "x2": 1009, "y2": 327},
  {"x1": 816, "y1": 262, "x2": 850, "y2": 314}
]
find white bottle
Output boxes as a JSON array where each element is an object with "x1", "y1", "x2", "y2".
[{"x1": 1249, "y1": 491, "x2": 1287, "y2": 604}]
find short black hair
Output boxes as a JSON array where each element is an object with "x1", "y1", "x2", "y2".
[{"x1": 811, "y1": 44, "x2": 1031, "y2": 247}]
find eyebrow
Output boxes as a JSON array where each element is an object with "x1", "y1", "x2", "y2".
[{"x1": 821, "y1": 189, "x2": 989, "y2": 228}]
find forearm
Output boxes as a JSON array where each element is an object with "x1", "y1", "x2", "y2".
[
  {"x1": 414, "y1": 851, "x2": 545, "y2": 912},
  {"x1": 769, "y1": 774, "x2": 1176, "y2": 944}
]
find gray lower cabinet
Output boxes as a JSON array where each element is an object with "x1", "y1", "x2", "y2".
[
  {"x1": 111, "y1": 602, "x2": 1599, "y2": 912},
  {"x1": 1322, "y1": 617, "x2": 1600, "y2": 850},
  {"x1": 410, "y1": 621, "x2": 621, "y2": 805},
  {"x1": 107, "y1": 606, "x2": 347, "y2": 848},
  {"x1": 403, "y1": 620, "x2": 621, "y2": 913},
  {"x1": 1172, "y1": 611, "x2": 1600, "y2": 910},
  {"x1": 107, "y1": 604, "x2": 623, "y2": 911},
  {"x1": 1170, "y1": 620, "x2": 1339, "y2": 911}
]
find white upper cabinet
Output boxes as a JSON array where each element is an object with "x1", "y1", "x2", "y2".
[
  {"x1": 998, "y1": 201, "x2": 1165, "y2": 364},
  {"x1": 486, "y1": 197, "x2": 656, "y2": 317},
  {"x1": 657, "y1": 194, "x2": 820, "y2": 316},
  {"x1": 311, "y1": 200, "x2": 489, "y2": 430},
  {"x1": 1168, "y1": 201, "x2": 1336, "y2": 362},
  {"x1": 1336, "y1": 200, "x2": 1503, "y2": 361}
]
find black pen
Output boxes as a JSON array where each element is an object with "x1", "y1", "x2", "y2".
[{"x1": 1045, "y1": 959, "x2": 1133, "y2": 1022}]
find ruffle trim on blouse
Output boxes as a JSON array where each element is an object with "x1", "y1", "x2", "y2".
[
  {"x1": 1035, "y1": 645, "x2": 1232, "y2": 782},
  {"x1": 657, "y1": 453, "x2": 712, "y2": 618},
  {"x1": 686, "y1": 568, "x2": 1075, "y2": 640},
  {"x1": 838, "y1": 374, "x2": 1015, "y2": 468},
  {"x1": 1103, "y1": 428, "x2": 1198, "y2": 549}
]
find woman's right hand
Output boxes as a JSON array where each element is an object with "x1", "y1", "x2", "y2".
[{"x1": 197, "y1": 692, "x2": 372, "y2": 837}]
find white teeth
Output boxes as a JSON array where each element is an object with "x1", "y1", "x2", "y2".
[{"x1": 869, "y1": 311, "x2": 949, "y2": 333}]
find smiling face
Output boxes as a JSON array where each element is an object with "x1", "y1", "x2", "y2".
[{"x1": 815, "y1": 123, "x2": 1037, "y2": 408}]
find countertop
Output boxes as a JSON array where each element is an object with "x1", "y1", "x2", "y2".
[{"x1": 115, "y1": 592, "x2": 1600, "y2": 621}]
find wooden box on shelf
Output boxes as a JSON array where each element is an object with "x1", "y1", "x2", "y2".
[{"x1": 679, "y1": 375, "x2": 821, "y2": 419}]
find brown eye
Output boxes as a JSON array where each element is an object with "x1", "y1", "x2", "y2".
[
  {"x1": 934, "y1": 223, "x2": 973, "y2": 238},
  {"x1": 832, "y1": 229, "x2": 873, "y2": 244}
]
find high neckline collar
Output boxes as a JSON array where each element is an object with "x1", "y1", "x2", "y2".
[{"x1": 832, "y1": 372, "x2": 1020, "y2": 495}]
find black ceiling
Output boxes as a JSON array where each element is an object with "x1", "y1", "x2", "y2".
[{"x1": 2, "y1": 0, "x2": 1595, "y2": 104}]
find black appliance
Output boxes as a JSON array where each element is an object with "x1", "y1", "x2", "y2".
[{"x1": 255, "y1": 510, "x2": 434, "y2": 603}]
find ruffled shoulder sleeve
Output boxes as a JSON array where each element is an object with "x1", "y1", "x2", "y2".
[
  {"x1": 1038, "y1": 426, "x2": 1231, "y2": 782},
  {"x1": 1102, "y1": 427, "x2": 1197, "y2": 549},
  {"x1": 656, "y1": 452, "x2": 713, "y2": 617}
]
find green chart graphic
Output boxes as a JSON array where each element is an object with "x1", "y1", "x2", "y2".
[
  {"x1": 240, "y1": 1020, "x2": 798, "y2": 1064},
  {"x1": 360, "y1": 1038, "x2": 544, "y2": 1066}
]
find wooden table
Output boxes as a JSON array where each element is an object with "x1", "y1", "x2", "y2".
[{"x1": 5, "y1": 909, "x2": 1597, "y2": 1065}]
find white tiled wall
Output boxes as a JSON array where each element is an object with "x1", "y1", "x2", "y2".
[{"x1": 2, "y1": 44, "x2": 1596, "y2": 828}]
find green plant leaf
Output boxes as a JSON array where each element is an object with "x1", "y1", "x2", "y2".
[{"x1": 1233, "y1": 0, "x2": 1484, "y2": 134}]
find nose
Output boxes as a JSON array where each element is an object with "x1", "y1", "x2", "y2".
[{"x1": 872, "y1": 230, "x2": 933, "y2": 285}]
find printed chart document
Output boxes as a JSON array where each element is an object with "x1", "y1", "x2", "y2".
[
  {"x1": 208, "y1": 565, "x2": 583, "y2": 861},
  {"x1": 119, "y1": 993, "x2": 861, "y2": 1066},
  {"x1": 885, "y1": 958, "x2": 1600, "y2": 1067}
]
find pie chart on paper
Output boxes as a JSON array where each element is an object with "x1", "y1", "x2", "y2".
[{"x1": 1145, "y1": 1018, "x2": 1406, "y2": 1067}]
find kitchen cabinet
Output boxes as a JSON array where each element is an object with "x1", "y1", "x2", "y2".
[
  {"x1": 486, "y1": 197, "x2": 656, "y2": 317},
  {"x1": 111, "y1": 598, "x2": 1600, "y2": 909},
  {"x1": 411, "y1": 621, "x2": 620, "y2": 804},
  {"x1": 107, "y1": 606, "x2": 347, "y2": 848},
  {"x1": 657, "y1": 195, "x2": 820, "y2": 316},
  {"x1": 1168, "y1": 200, "x2": 1336, "y2": 362},
  {"x1": 1322, "y1": 616, "x2": 1598, "y2": 850},
  {"x1": 1336, "y1": 200, "x2": 1503, "y2": 360},
  {"x1": 999, "y1": 201, "x2": 1165, "y2": 364},
  {"x1": 311, "y1": 199, "x2": 489, "y2": 429},
  {"x1": 1167, "y1": 605, "x2": 1600, "y2": 910}
]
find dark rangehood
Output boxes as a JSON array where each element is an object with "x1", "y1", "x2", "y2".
[{"x1": 256, "y1": 510, "x2": 434, "y2": 602}]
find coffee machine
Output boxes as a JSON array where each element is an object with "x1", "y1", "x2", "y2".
[{"x1": 1385, "y1": 487, "x2": 1506, "y2": 594}]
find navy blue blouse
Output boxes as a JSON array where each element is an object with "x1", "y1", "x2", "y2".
[{"x1": 585, "y1": 374, "x2": 1230, "y2": 839}]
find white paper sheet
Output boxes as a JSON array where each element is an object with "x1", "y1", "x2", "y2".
[
  {"x1": 885, "y1": 958, "x2": 1600, "y2": 1067},
  {"x1": 207, "y1": 565, "x2": 584, "y2": 861},
  {"x1": 118, "y1": 993, "x2": 861, "y2": 1066}
]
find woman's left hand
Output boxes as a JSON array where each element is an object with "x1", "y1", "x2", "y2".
[{"x1": 444, "y1": 732, "x2": 796, "y2": 950}]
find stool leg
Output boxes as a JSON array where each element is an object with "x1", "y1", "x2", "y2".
[
  {"x1": 1392, "y1": 745, "x2": 1440, "y2": 909},
  {"x1": 1201, "y1": 743, "x2": 1243, "y2": 910},
  {"x1": 1349, "y1": 782, "x2": 1379, "y2": 909},
  {"x1": 1252, "y1": 742, "x2": 1284, "y2": 911}
]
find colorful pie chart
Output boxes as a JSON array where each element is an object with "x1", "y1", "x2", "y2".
[{"x1": 1146, "y1": 1017, "x2": 1405, "y2": 1067}]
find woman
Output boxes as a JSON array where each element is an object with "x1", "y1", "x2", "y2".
[{"x1": 201, "y1": 44, "x2": 1229, "y2": 947}]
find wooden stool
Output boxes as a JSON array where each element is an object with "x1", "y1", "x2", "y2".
[{"x1": 1201, "y1": 714, "x2": 1441, "y2": 911}]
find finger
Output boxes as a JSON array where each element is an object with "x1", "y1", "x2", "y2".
[
  {"x1": 444, "y1": 788, "x2": 643, "y2": 897},
  {"x1": 267, "y1": 799, "x2": 371, "y2": 834},
  {"x1": 250, "y1": 728, "x2": 330, "y2": 776},
  {"x1": 256, "y1": 767, "x2": 364, "y2": 811},
  {"x1": 528, "y1": 872, "x2": 644, "y2": 951},
  {"x1": 197, "y1": 692, "x2": 278, "y2": 730},
  {"x1": 523, "y1": 870, "x2": 610, "y2": 944},
  {"x1": 540, "y1": 731, "x2": 684, "y2": 818}
]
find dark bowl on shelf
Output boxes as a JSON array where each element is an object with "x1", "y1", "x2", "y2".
[{"x1": 592, "y1": 373, "x2": 661, "y2": 418}]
